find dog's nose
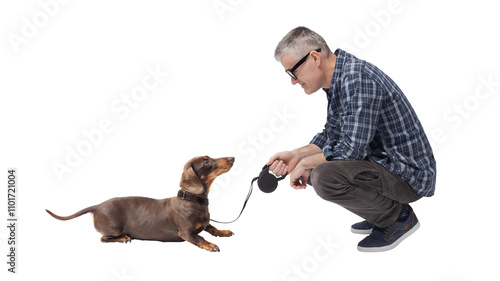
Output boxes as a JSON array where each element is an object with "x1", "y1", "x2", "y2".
[{"x1": 228, "y1": 157, "x2": 235, "y2": 163}]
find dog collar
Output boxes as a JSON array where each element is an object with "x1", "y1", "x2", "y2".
[{"x1": 177, "y1": 190, "x2": 209, "y2": 205}]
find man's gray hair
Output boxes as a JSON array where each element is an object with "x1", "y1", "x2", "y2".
[{"x1": 274, "y1": 26, "x2": 332, "y2": 62}]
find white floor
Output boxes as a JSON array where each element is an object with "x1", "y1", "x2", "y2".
[{"x1": 1, "y1": 1, "x2": 499, "y2": 280}]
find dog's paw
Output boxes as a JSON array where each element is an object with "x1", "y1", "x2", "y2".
[
  {"x1": 200, "y1": 241, "x2": 220, "y2": 252},
  {"x1": 218, "y1": 230, "x2": 234, "y2": 237},
  {"x1": 119, "y1": 236, "x2": 132, "y2": 243}
]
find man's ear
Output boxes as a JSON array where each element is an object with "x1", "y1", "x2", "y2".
[
  {"x1": 179, "y1": 165, "x2": 204, "y2": 194},
  {"x1": 311, "y1": 50, "x2": 321, "y2": 66}
]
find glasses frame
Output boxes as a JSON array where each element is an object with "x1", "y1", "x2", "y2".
[{"x1": 285, "y1": 48, "x2": 321, "y2": 80}]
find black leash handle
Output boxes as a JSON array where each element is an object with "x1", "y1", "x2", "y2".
[{"x1": 210, "y1": 176, "x2": 258, "y2": 224}]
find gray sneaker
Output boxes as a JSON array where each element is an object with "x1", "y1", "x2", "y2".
[{"x1": 351, "y1": 220, "x2": 375, "y2": 234}]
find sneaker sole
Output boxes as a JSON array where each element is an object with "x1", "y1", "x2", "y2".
[
  {"x1": 357, "y1": 221, "x2": 420, "y2": 252},
  {"x1": 351, "y1": 228, "x2": 373, "y2": 235}
]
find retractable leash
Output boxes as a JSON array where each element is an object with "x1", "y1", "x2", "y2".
[{"x1": 210, "y1": 165, "x2": 287, "y2": 224}]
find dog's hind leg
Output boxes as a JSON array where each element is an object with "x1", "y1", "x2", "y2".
[
  {"x1": 100, "y1": 231, "x2": 132, "y2": 243},
  {"x1": 93, "y1": 215, "x2": 131, "y2": 243}
]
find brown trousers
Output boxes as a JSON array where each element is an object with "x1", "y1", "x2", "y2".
[{"x1": 309, "y1": 157, "x2": 422, "y2": 228}]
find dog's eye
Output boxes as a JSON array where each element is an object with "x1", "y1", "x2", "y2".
[{"x1": 204, "y1": 159, "x2": 209, "y2": 165}]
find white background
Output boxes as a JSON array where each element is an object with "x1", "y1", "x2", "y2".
[{"x1": 1, "y1": 0, "x2": 499, "y2": 280}]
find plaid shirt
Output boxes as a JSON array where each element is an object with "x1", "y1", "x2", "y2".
[{"x1": 310, "y1": 49, "x2": 436, "y2": 197}]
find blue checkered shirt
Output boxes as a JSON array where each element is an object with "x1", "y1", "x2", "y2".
[{"x1": 310, "y1": 49, "x2": 436, "y2": 197}]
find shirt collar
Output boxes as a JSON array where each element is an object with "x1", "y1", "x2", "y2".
[{"x1": 323, "y1": 48, "x2": 347, "y2": 95}]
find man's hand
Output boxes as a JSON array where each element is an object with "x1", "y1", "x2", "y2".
[
  {"x1": 289, "y1": 161, "x2": 311, "y2": 189},
  {"x1": 267, "y1": 144, "x2": 322, "y2": 177},
  {"x1": 267, "y1": 144, "x2": 325, "y2": 189},
  {"x1": 289, "y1": 153, "x2": 327, "y2": 189},
  {"x1": 267, "y1": 151, "x2": 300, "y2": 177}
]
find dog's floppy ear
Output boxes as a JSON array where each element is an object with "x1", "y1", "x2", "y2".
[{"x1": 179, "y1": 164, "x2": 204, "y2": 194}]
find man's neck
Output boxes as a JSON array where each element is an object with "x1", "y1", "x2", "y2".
[{"x1": 321, "y1": 53, "x2": 337, "y2": 89}]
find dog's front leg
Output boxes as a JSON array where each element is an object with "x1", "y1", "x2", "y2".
[
  {"x1": 205, "y1": 224, "x2": 234, "y2": 237},
  {"x1": 178, "y1": 229, "x2": 220, "y2": 252}
]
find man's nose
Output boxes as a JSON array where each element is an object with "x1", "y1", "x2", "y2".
[{"x1": 291, "y1": 77, "x2": 299, "y2": 85}]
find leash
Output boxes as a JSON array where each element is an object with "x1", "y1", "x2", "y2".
[
  {"x1": 178, "y1": 165, "x2": 287, "y2": 224},
  {"x1": 210, "y1": 165, "x2": 288, "y2": 224},
  {"x1": 209, "y1": 176, "x2": 258, "y2": 224}
]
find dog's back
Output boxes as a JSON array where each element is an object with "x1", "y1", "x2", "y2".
[
  {"x1": 93, "y1": 196, "x2": 183, "y2": 242},
  {"x1": 47, "y1": 196, "x2": 182, "y2": 242}
]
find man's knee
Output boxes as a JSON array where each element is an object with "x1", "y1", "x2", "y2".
[
  {"x1": 310, "y1": 161, "x2": 350, "y2": 199},
  {"x1": 310, "y1": 162, "x2": 329, "y2": 188}
]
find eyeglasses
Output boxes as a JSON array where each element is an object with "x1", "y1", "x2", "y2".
[{"x1": 285, "y1": 48, "x2": 321, "y2": 80}]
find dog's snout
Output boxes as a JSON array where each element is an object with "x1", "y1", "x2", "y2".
[{"x1": 228, "y1": 157, "x2": 235, "y2": 164}]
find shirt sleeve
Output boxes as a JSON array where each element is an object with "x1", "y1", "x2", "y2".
[
  {"x1": 310, "y1": 127, "x2": 334, "y2": 160},
  {"x1": 330, "y1": 74, "x2": 383, "y2": 160}
]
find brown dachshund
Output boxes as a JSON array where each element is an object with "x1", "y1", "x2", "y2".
[{"x1": 46, "y1": 156, "x2": 235, "y2": 252}]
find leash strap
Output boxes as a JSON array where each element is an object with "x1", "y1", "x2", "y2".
[{"x1": 210, "y1": 176, "x2": 258, "y2": 224}]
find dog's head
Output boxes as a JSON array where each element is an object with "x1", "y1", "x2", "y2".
[{"x1": 179, "y1": 156, "x2": 235, "y2": 195}]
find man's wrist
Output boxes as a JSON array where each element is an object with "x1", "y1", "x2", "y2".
[
  {"x1": 299, "y1": 152, "x2": 326, "y2": 170},
  {"x1": 293, "y1": 144, "x2": 322, "y2": 160}
]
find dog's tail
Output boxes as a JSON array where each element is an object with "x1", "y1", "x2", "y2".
[{"x1": 45, "y1": 206, "x2": 97, "y2": 221}]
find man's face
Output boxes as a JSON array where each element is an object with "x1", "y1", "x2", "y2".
[{"x1": 281, "y1": 52, "x2": 322, "y2": 95}]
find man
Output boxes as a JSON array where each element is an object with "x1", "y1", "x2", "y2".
[{"x1": 268, "y1": 26, "x2": 436, "y2": 252}]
